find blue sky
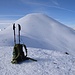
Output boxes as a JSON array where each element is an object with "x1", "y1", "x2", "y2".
[{"x1": 0, "y1": 0, "x2": 75, "y2": 29}]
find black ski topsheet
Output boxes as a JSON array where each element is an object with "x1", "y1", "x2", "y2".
[
  {"x1": 13, "y1": 23, "x2": 16, "y2": 44},
  {"x1": 18, "y1": 24, "x2": 21, "y2": 44}
]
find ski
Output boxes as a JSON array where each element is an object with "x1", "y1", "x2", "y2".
[
  {"x1": 18, "y1": 24, "x2": 21, "y2": 44},
  {"x1": 13, "y1": 23, "x2": 16, "y2": 45}
]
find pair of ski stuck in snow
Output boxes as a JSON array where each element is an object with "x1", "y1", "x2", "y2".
[{"x1": 11, "y1": 23, "x2": 37, "y2": 64}]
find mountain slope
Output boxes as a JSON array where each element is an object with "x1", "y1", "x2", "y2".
[{"x1": 0, "y1": 13, "x2": 75, "y2": 56}]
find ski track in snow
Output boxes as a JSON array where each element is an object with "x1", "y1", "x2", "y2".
[{"x1": 0, "y1": 47, "x2": 75, "y2": 75}]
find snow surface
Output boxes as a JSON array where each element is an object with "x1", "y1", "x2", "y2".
[
  {"x1": 0, "y1": 47, "x2": 75, "y2": 75},
  {"x1": 0, "y1": 13, "x2": 75, "y2": 75},
  {"x1": 0, "y1": 13, "x2": 75, "y2": 56}
]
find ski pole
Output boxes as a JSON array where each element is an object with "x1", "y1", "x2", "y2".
[{"x1": 13, "y1": 23, "x2": 16, "y2": 44}]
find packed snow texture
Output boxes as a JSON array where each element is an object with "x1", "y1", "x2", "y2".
[
  {"x1": 0, "y1": 13, "x2": 75, "y2": 56},
  {"x1": 0, "y1": 13, "x2": 75, "y2": 75},
  {"x1": 0, "y1": 47, "x2": 75, "y2": 75}
]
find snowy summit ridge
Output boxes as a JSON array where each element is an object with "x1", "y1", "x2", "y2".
[
  {"x1": 0, "y1": 13, "x2": 75, "y2": 56},
  {"x1": 0, "y1": 13, "x2": 75, "y2": 75}
]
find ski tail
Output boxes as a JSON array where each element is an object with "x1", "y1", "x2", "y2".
[
  {"x1": 13, "y1": 23, "x2": 16, "y2": 45},
  {"x1": 18, "y1": 24, "x2": 21, "y2": 44}
]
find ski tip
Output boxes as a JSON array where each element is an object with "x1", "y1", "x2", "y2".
[
  {"x1": 13, "y1": 23, "x2": 15, "y2": 30},
  {"x1": 18, "y1": 24, "x2": 21, "y2": 31},
  {"x1": 13, "y1": 23, "x2": 15, "y2": 25}
]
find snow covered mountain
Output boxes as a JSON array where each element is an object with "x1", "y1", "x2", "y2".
[
  {"x1": 0, "y1": 13, "x2": 75, "y2": 75},
  {"x1": 0, "y1": 13, "x2": 75, "y2": 56}
]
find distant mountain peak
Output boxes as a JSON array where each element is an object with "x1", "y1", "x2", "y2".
[{"x1": 0, "y1": 13, "x2": 75, "y2": 56}]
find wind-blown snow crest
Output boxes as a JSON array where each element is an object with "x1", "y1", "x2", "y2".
[{"x1": 0, "y1": 13, "x2": 75, "y2": 56}]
